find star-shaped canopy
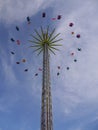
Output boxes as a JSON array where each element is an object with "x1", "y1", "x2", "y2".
[{"x1": 29, "y1": 26, "x2": 62, "y2": 55}]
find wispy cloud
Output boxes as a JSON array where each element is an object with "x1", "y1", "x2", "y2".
[
  {"x1": 50, "y1": 0, "x2": 98, "y2": 119},
  {"x1": 0, "y1": 0, "x2": 53, "y2": 24},
  {"x1": 0, "y1": 47, "x2": 18, "y2": 85},
  {"x1": 0, "y1": 0, "x2": 98, "y2": 129}
]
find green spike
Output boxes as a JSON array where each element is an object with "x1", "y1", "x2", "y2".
[
  {"x1": 46, "y1": 26, "x2": 49, "y2": 40},
  {"x1": 50, "y1": 39, "x2": 63, "y2": 44},
  {"x1": 30, "y1": 45, "x2": 41, "y2": 48},
  {"x1": 48, "y1": 28, "x2": 55, "y2": 41},
  {"x1": 48, "y1": 48, "x2": 56, "y2": 55},
  {"x1": 40, "y1": 26, "x2": 45, "y2": 40},
  {"x1": 37, "y1": 48, "x2": 43, "y2": 55},
  {"x1": 50, "y1": 44, "x2": 62, "y2": 46},
  {"x1": 50, "y1": 33, "x2": 61, "y2": 42},
  {"x1": 30, "y1": 34, "x2": 42, "y2": 42},
  {"x1": 33, "y1": 47, "x2": 43, "y2": 53},
  {"x1": 43, "y1": 33, "x2": 46, "y2": 40},
  {"x1": 49, "y1": 46, "x2": 60, "y2": 51},
  {"x1": 28, "y1": 40, "x2": 41, "y2": 45},
  {"x1": 34, "y1": 29, "x2": 43, "y2": 41}
]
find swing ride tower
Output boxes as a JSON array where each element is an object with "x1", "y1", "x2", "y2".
[{"x1": 29, "y1": 26, "x2": 62, "y2": 130}]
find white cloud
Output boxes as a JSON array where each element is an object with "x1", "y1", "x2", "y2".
[
  {"x1": 0, "y1": 48, "x2": 18, "y2": 85},
  {"x1": 0, "y1": 0, "x2": 53, "y2": 24},
  {"x1": 49, "y1": 0, "x2": 98, "y2": 118},
  {"x1": 7, "y1": 0, "x2": 98, "y2": 121},
  {"x1": 1, "y1": 1, "x2": 98, "y2": 129}
]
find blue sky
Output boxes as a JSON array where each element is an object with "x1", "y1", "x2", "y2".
[{"x1": 0, "y1": 0, "x2": 98, "y2": 130}]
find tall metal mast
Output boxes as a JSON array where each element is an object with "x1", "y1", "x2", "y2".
[
  {"x1": 29, "y1": 26, "x2": 62, "y2": 130},
  {"x1": 41, "y1": 43, "x2": 53, "y2": 130}
]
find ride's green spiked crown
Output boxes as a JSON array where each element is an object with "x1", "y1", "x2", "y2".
[{"x1": 29, "y1": 26, "x2": 62, "y2": 55}]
